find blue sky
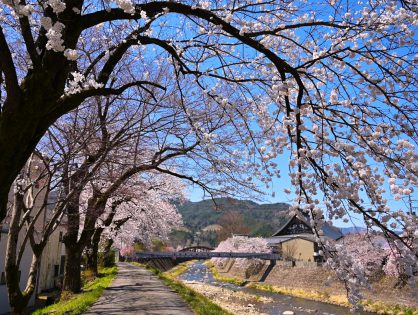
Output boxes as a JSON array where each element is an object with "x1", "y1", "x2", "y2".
[{"x1": 120, "y1": 2, "x2": 418, "y2": 230}]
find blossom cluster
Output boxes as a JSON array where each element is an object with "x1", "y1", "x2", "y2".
[{"x1": 212, "y1": 236, "x2": 271, "y2": 270}]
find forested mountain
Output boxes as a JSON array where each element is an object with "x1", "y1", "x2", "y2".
[{"x1": 176, "y1": 197, "x2": 290, "y2": 237}]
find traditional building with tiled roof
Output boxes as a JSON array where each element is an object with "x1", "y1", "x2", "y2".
[{"x1": 265, "y1": 214, "x2": 342, "y2": 262}]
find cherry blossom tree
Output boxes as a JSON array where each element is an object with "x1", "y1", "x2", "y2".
[
  {"x1": 2, "y1": 62, "x2": 263, "y2": 308},
  {"x1": 4, "y1": 153, "x2": 69, "y2": 314},
  {"x1": 336, "y1": 233, "x2": 387, "y2": 277},
  {"x1": 383, "y1": 239, "x2": 418, "y2": 288},
  {"x1": 0, "y1": 0, "x2": 417, "y2": 306},
  {"x1": 46, "y1": 75, "x2": 261, "y2": 292},
  {"x1": 119, "y1": 244, "x2": 135, "y2": 258},
  {"x1": 83, "y1": 171, "x2": 185, "y2": 275},
  {"x1": 212, "y1": 235, "x2": 271, "y2": 271},
  {"x1": 55, "y1": 98, "x2": 262, "y2": 292},
  {"x1": 0, "y1": 0, "x2": 416, "y2": 222}
]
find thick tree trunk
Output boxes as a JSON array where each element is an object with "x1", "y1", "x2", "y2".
[
  {"x1": 87, "y1": 227, "x2": 105, "y2": 275},
  {"x1": 0, "y1": 135, "x2": 41, "y2": 223},
  {"x1": 102, "y1": 238, "x2": 115, "y2": 267},
  {"x1": 7, "y1": 254, "x2": 40, "y2": 315},
  {"x1": 62, "y1": 192, "x2": 115, "y2": 289},
  {"x1": 62, "y1": 244, "x2": 83, "y2": 292},
  {"x1": 0, "y1": 48, "x2": 78, "y2": 223},
  {"x1": 0, "y1": 81, "x2": 60, "y2": 223},
  {"x1": 85, "y1": 240, "x2": 99, "y2": 276},
  {"x1": 62, "y1": 190, "x2": 83, "y2": 292},
  {"x1": 6, "y1": 264, "x2": 30, "y2": 315}
]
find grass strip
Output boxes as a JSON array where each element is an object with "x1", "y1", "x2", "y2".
[
  {"x1": 131, "y1": 262, "x2": 232, "y2": 315},
  {"x1": 32, "y1": 266, "x2": 117, "y2": 315},
  {"x1": 248, "y1": 283, "x2": 418, "y2": 315},
  {"x1": 204, "y1": 261, "x2": 246, "y2": 286},
  {"x1": 205, "y1": 263, "x2": 417, "y2": 315},
  {"x1": 163, "y1": 260, "x2": 197, "y2": 278}
]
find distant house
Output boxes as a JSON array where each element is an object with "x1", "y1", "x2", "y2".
[{"x1": 265, "y1": 214, "x2": 342, "y2": 262}]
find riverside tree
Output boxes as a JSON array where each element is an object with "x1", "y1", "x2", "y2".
[
  {"x1": 0, "y1": 0, "x2": 417, "y2": 307},
  {"x1": 39, "y1": 73, "x2": 260, "y2": 294},
  {"x1": 4, "y1": 153, "x2": 61, "y2": 314},
  {"x1": 212, "y1": 235, "x2": 271, "y2": 273},
  {"x1": 83, "y1": 171, "x2": 185, "y2": 275}
]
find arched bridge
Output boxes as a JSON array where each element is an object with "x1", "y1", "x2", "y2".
[
  {"x1": 136, "y1": 251, "x2": 280, "y2": 260},
  {"x1": 178, "y1": 246, "x2": 214, "y2": 252}
]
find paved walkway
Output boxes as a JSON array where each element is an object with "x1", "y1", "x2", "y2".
[{"x1": 84, "y1": 262, "x2": 194, "y2": 314}]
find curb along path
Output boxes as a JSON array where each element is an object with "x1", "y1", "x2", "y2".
[{"x1": 84, "y1": 262, "x2": 194, "y2": 314}]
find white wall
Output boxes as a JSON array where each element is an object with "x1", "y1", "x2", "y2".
[{"x1": 0, "y1": 230, "x2": 36, "y2": 314}]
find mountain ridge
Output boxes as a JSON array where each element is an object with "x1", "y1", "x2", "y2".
[{"x1": 176, "y1": 197, "x2": 291, "y2": 237}]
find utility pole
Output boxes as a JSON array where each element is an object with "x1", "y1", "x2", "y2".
[{"x1": 407, "y1": 195, "x2": 417, "y2": 216}]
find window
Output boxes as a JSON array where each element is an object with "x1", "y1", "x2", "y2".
[
  {"x1": 0, "y1": 272, "x2": 5, "y2": 285},
  {"x1": 59, "y1": 256, "x2": 66, "y2": 275},
  {"x1": 54, "y1": 265, "x2": 59, "y2": 277}
]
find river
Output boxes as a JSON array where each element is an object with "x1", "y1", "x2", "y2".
[{"x1": 179, "y1": 261, "x2": 375, "y2": 315}]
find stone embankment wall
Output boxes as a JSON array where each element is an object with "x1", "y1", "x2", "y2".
[
  {"x1": 215, "y1": 258, "x2": 418, "y2": 309},
  {"x1": 215, "y1": 259, "x2": 323, "y2": 282}
]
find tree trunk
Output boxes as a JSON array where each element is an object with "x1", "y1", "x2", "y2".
[
  {"x1": 0, "y1": 92, "x2": 57, "y2": 223},
  {"x1": 0, "y1": 118, "x2": 40, "y2": 223},
  {"x1": 62, "y1": 244, "x2": 83, "y2": 292},
  {"x1": 102, "y1": 238, "x2": 115, "y2": 267},
  {"x1": 85, "y1": 241, "x2": 99, "y2": 277},
  {"x1": 62, "y1": 192, "x2": 114, "y2": 289},
  {"x1": 5, "y1": 190, "x2": 26, "y2": 315},
  {"x1": 7, "y1": 254, "x2": 40, "y2": 315},
  {"x1": 5, "y1": 191, "x2": 40, "y2": 314},
  {"x1": 62, "y1": 190, "x2": 83, "y2": 292},
  {"x1": 6, "y1": 263, "x2": 31, "y2": 315},
  {"x1": 87, "y1": 226, "x2": 106, "y2": 275}
]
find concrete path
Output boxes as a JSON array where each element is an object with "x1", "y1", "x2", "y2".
[{"x1": 84, "y1": 262, "x2": 194, "y2": 314}]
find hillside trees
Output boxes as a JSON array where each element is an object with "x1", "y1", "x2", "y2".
[
  {"x1": 217, "y1": 210, "x2": 251, "y2": 241},
  {"x1": 0, "y1": 0, "x2": 417, "y2": 306}
]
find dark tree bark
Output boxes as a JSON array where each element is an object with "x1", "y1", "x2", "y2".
[
  {"x1": 62, "y1": 194, "x2": 107, "y2": 292},
  {"x1": 62, "y1": 243, "x2": 83, "y2": 292},
  {"x1": 5, "y1": 192, "x2": 31, "y2": 315},
  {"x1": 5, "y1": 189, "x2": 42, "y2": 315},
  {"x1": 0, "y1": 31, "x2": 78, "y2": 223},
  {"x1": 85, "y1": 230, "x2": 101, "y2": 276},
  {"x1": 102, "y1": 238, "x2": 115, "y2": 268},
  {"x1": 84, "y1": 201, "x2": 129, "y2": 275},
  {"x1": 62, "y1": 192, "x2": 83, "y2": 292}
]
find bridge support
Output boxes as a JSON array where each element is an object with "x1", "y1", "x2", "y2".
[{"x1": 259, "y1": 259, "x2": 276, "y2": 282}]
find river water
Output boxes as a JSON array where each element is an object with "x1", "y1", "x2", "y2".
[{"x1": 179, "y1": 261, "x2": 375, "y2": 315}]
